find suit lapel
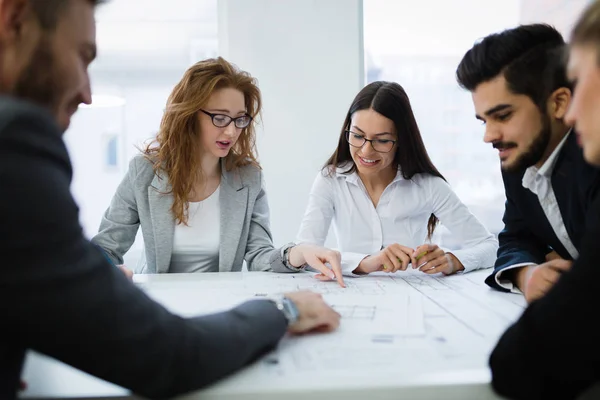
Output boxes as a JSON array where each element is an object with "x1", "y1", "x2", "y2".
[
  {"x1": 219, "y1": 161, "x2": 248, "y2": 272},
  {"x1": 148, "y1": 171, "x2": 175, "y2": 273},
  {"x1": 551, "y1": 132, "x2": 580, "y2": 253},
  {"x1": 552, "y1": 132, "x2": 577, "y2": 181}
]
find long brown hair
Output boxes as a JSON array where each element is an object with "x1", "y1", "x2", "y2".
[
  {"x1": 144, "y1": 57, "x2": 261, "y2": 224},
  {"x1": 325, "y1": 81, "x2": 446, "y2": 239}
]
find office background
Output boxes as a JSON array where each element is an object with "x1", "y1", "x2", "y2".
[{"x1": 67, "y1": 0, "x2": 590, "y2": 270}]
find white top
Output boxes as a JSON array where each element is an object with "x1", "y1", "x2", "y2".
[
  {"x1": 296, "y1": 166, "x2": 498, "y2": 275},
  {"x1": 495, "y1": 131, "x2": 577, "y2": 292},
  {"x1": 169, "y1": 186, "x2": 220, "y2": 273}
]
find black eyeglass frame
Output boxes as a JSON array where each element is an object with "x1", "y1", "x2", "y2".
[
  {"x1": 199, "y1": 109, "x2": 253, "y2": 129},
  {"x1": 345, "y1": 130, "x2": 397, "y2": 153}
]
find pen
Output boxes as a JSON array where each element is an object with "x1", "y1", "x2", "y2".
[{"x1": 383, "y1": 251, "x2": 429, "y2": 271}]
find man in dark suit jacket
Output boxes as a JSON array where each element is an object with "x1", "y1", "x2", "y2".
[
  {"x1": 488, "y1": 3, "x2": 600, "y2": 398},
  {"x1": 0, "y1": 1, "x2": 341, "y2": 399},
  {"x1": 456, "y1": 23, "x2": 600, "y2": 303}
]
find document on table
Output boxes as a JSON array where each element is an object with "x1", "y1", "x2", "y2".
[
  {"x1": 136, "y1": 269, "x2": 526, "y2": 379},
  {"x1": 140, "y1": 272, "x2": 426, "y2": 337}
]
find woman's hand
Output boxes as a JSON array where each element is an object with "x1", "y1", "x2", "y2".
[
  {"x1": 354, "y1": 243, "x2": 417, "y2": 274},
  {"x1": 289, "y1": 244, "x2": 346, "y2": 287},
  {"x1": 412, "y1": 244, "x2": 464, "y2": 275},
  {"x1": 117, "y1": 265, "x2": 134, "y2": 280}
]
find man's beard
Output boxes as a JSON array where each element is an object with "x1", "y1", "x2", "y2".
[
  {"x1": 13, "y1": 39, "x2": 63, "y2": 121},
  {"x1": 495, "y1": 116, "x2": 552, "y2": 172}
]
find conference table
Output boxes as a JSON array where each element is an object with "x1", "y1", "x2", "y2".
[{"x1": 20, "y1": 268, "x2": 525, "y2": 400}]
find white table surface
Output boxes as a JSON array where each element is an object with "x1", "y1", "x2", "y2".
[{"x1": 20, "y1": 269, "x2": 525, "y2": 400}]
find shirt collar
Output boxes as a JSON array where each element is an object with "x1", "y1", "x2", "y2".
[
  {"x1": 522, "y1": 129, "x2": 571, "y2": 192},
  {"x1": 335, "y1": 163, "x2": 405, "y2": 186},
  {"x1": 537, "y1": 129, "x2": 571, "y2": 177}
]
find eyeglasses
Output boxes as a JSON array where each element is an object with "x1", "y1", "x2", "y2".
[
  {"x1": 345, "y1": 130, "x2": 396, "y2": 153},
  {"x1": 199, "y1": 109, "x2": 253, "y2": 129}
]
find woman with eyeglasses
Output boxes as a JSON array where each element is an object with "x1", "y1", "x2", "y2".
[
  {"x1": 296, "y1": 81, "x2": 498, "y2": 277},
  {"x1": 92, "y1": 57, "x2": 344, "y2": 283}
]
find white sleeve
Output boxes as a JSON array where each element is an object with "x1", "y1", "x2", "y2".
[
  {"x1": 296, "y1": 171, "x2": 334, "y2": 247},
  {"x1": 296, "y1": 171, "x2": 365, "y2": 277},
  {"x1": 494, "y1": 262, "x2": 537, "y2": 293},
  {"x1": 428, "y1": 177, "x2": 499, "y2": 273}
]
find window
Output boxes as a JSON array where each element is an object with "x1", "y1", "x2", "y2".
[
  {"x1": 104, "y1": 134, "x2": 119, "y2": 169},
  {"x1": 66, "y1": 0, "x2": 218, "y2": 268},
  {"x1": 363, "y1": 0, "x2": 591, "y2": 237}
]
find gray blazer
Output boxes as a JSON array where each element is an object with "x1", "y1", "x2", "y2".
[{"x1": 92, "y1": 155, "x2": 292, "y2": 273}]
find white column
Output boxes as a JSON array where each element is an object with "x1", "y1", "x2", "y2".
[{"x1": 218, "y1": 0, "x2": 364, "y2": 246}]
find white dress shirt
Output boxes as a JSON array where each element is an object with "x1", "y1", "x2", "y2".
[
  {"x1": 170, "y1": 186, "x2": 220, "y2": 273},
  {"x1": 495, "y1": 131, "x2": 577, "y2": 291},
  {"x1": 296, "y1": 166, "x2": 498, "y2": 275}
]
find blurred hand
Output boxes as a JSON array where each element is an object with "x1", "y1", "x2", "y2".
[
  {"x1": 413, "y1": 244, "x2": 465, "y2": 275},
  {"x1": 283, "y1": 291, "x2": 341, "y2": 334},
  {"x1": 545, "y1": 250, "x2": 562, "y2": 262},
  {"x1": 117, "y1": 265, "x2": 133, "y2": 280},
  {"x1": 289, "y1": 244, "x2": 345, "y2": 287},
  {"x1": 354, "y1": 243, "x2": 416, "y2": 274},
  {"x1": 519, "y1": 259, "x2": 573, "y2": 303}
]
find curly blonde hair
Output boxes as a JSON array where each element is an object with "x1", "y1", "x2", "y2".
[{"x1": 144, "y1": 57, "x2": 261, "y2": 224}]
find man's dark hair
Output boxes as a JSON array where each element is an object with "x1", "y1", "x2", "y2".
[
  {"x1": 456, "y1": 24, "x2": 571, "y2": 111},
  {"x1": 29, "y1": 0, "x2": 107, "y2": 31}
]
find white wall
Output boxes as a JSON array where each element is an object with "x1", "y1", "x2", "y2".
[
  {"x1": 66, "y1": 103, "x2": 124, "y2": 239},
  {"x1": 66, "y1": 1, "x2": 363, "y2": 269},
  {"x1": 218, "y1": 0, "x2": 364, "y2": 247},
  {"x1": 66, "y1": 78, "x2": 181, "y2": 268}
]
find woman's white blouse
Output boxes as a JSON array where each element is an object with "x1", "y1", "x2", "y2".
[{"x1": 296, "y1": 167, "x2": 498, "y2": 275}]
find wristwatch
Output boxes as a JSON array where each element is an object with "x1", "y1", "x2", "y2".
[
  {"x1": 269, "y1": 295, "x2": 299, "y2": 326},
  {"x1": 281, "y1": 242, "x2": 306, "y2": 271}
]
